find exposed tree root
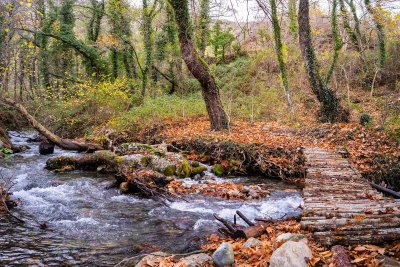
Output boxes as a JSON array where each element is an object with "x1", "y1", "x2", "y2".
[{"x1": 171, "y1": 139, "x2": 305, "y2": 179}]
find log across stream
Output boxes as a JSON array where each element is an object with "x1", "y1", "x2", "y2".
[{"x1": 0, "y1": 131, "x2": 303, "y2": 266}]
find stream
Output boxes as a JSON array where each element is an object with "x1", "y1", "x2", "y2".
[{"x1": 0, "y1": 131, "x2": 303, "y2": 266}]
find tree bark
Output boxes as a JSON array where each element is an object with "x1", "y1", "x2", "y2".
[
  {"x1": 168, "y1": 0, "x2": 229, "y2": 130},
  {"x1": 2, "y1": 98, "x2": 103, "y2": 152},
  {"x1": 298, "y1": 0, "x2": 348, "y2": 123}
]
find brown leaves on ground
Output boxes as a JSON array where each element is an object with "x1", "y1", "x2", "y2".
[
  {"x1": 160, "y1": 118, "x2": 399, "y2": 184},
  {"x1": 167, "y1": 180, "x2": 268, "y2": 200}
]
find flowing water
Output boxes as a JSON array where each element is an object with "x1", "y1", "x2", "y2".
[{"x1": 0, "y1": 131, "x2": 303, "y2": 266}]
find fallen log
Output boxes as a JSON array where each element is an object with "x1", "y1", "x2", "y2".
[
  {"x1": 371, "y1": 183, "x2": 400, "y2": 199},
  {"x1": 2, "y1": 98, "x2": 103, "y2": 152},
  {"x1": 214, "y1": 211, "x2": 267, "y2": 239}
]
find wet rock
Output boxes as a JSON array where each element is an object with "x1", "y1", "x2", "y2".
[
  {"x1": 269, "y1": 241, "x2": 312, "y2": 267},
  {"x1": 275, "y1": 233, "x2": 305, "y2": 244},
  {"x1": 242, "y1": 237, "x2": 261, "y2": 249},
  {"x1": 135, "y1": 251, "x2": 168, "y2": 267},
  {"x1": 39, "y1": 141, "x2": 55, "y2": 155},
  {"x1": 211, "y1": 164, "x2": 224, "y2": 176},
  {"x1": 46, "y1": 156, "x2": 78, "y2": 170},
  {"x1": 119, "y1": 182, "x2": 130, "y2": 193},
  {"x1": 179, "y1": 253, "x2": 213, "y2": 267},
  {"x1": 54, "y1": 165, "x2": 75, "y2": 173},
  {"x1": 12, "y1": 145, "x2": 29, "y2": 153},
  {"x1": 212, "y1": 242, "x2": 234, "y2": 267}
]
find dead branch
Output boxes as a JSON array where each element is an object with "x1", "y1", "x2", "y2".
[{"x1": 1, "y1": 98, "x2": 103, "y2": 152}]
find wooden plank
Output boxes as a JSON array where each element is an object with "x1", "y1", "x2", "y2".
[{"x1": 301, "y1": 148, "x2": 400, "y2": 245}]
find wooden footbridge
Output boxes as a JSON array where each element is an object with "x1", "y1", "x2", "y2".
[{"x1": 301, "y1": 148, "x2": 400, "y2": 245}]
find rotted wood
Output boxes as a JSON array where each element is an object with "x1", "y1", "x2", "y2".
[
  {"x1": 301, "y1": 148, "x2": 400, "y2": 245},
  {"x1": 214, "y1": 211, "x2": 267, "y2": 239}
]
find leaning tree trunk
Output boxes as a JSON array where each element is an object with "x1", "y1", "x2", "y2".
[
  {"x1": 2, "y1": 98, "x2": 103, "y2": 152},
  {"x1": 298, "y1": 0, "x2": 348, "y2": 123},
  {"x1": 168, "y1": 0, "x2": 229, "y2": 130}
]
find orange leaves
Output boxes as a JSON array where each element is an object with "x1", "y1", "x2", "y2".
[
  {"x1": 160, "y1": 118, "x2": 399, "y2": 188},
  {"x1": 167, "y1": 180, "x2": 268, "y2": 200}
]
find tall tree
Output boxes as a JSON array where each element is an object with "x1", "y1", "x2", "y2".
[
  {"x1": 167, "y1": 0, "x2": 229, "y2": 130},
  {"x1": 288, "y1": 0, "x2": 298, "y2": 38},
  {"x1": 257, "y1": 0, "x2": 295, "y2": 117},
  {"x1": 107, "y1": 0, "x2": 137, "y2": 80},
  {"x1": 364, "y1": 0, "x2": 386, "y2": 69},
  {"x1": 196, "y1": 0, "x2": 210, "y2": 56},
  {"x1": 298, "y1": 0, "x2": 348, "y2": 122},
  {"x1": 87, "y1": 0, "x2": 105, "y2": 43},
  {"x1": 324, "y1": 0, "x2": 342, "y2": 85},
  {"x1": 141, "y1": 0, "x2": 159, "y2": 96}
]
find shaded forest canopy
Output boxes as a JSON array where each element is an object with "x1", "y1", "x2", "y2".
[{"x1": 0, "y1": 0, "x2": 399, "y2": 151}]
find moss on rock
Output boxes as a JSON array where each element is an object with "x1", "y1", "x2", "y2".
[
  {"x1": 46, "y1": 156, "x2": 78, "y2": 170},
  {"x1": 177, "y1": 160, "x2": 191, "y2": 178},
  {"x1": 212, "y1": 164, "x2": 224, "y2": 176},
  {"x1": 163, "y1": 165, "x2": 177, "y2": 176},
  {"x1": 191, "y1": 166, "x2": 208, "y2": 176}
]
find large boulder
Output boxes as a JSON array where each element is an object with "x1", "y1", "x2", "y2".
[
  {"x1": 39, "y1": 141, "x2": 55, "y2": 155},
  {"x1": 269, "y1": 241, "x2": 312, "y2": 267},
  {"x1": 179, "y1": 253, "x2": 213, "y2": 267},
  {"x1": 212, "y1": 242, "x2": 234, "y2": 267}
]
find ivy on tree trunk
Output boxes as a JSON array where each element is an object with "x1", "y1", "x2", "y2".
[
  {"x1": 269, "y1": 0, "x2": 295, "y2": 117},
  {"x1": 168, "y1": 0, "x2": 229, "y2": 130},
  {"x1": 298, "y1": 0, "x2": 348, "y2": 122}
]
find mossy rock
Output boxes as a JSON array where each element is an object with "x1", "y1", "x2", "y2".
[
  {"x1": 163, "y1": 165, "x2": 177, "y2": 176},
  {"x1": 54, "y1": 165, "x2": 76, "y2": 173},
  {"x1": 211, "y1": 164, "x2": 224, "y2": 176},
  {"x1": 191, "y1": 161, "x2": 200, "y2": 167},
  {"x1": 46, "y1": 156, "x2": 78, "y2": 170},
  {"x1": 191, "y1": 166, "x2": 207, "y2": 176},
  {"x1": 140, "y1": 156, "x2": 153, "y2": 167},
  {"x1": 177, "y1": 160, "x2": 191, "y2": 178}
]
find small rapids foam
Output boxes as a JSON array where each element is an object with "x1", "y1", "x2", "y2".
[
  {"x1": 157, "y1": 193, "x2": 303, "y2": 230},
  {"x1": 111, "y1": 195, "x2": 141, "y2": 203}
]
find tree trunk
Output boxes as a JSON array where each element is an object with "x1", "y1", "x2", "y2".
[
  {"x1": 168, "y1": 0, "x2": 229, "y2": 130},
  {"x1": 268, "y1": 0, "x2": 295, "y2": 117},
  {"x1": 298, "y1": 0, "x2": 348, "y2": 123},
  {"x1": 2, "y1": 98, "x2": 103, "y2": 152}
]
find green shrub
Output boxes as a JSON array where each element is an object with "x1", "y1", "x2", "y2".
[{"x1": 360, "y1": 113, "x2": 372, "y2": 126}]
